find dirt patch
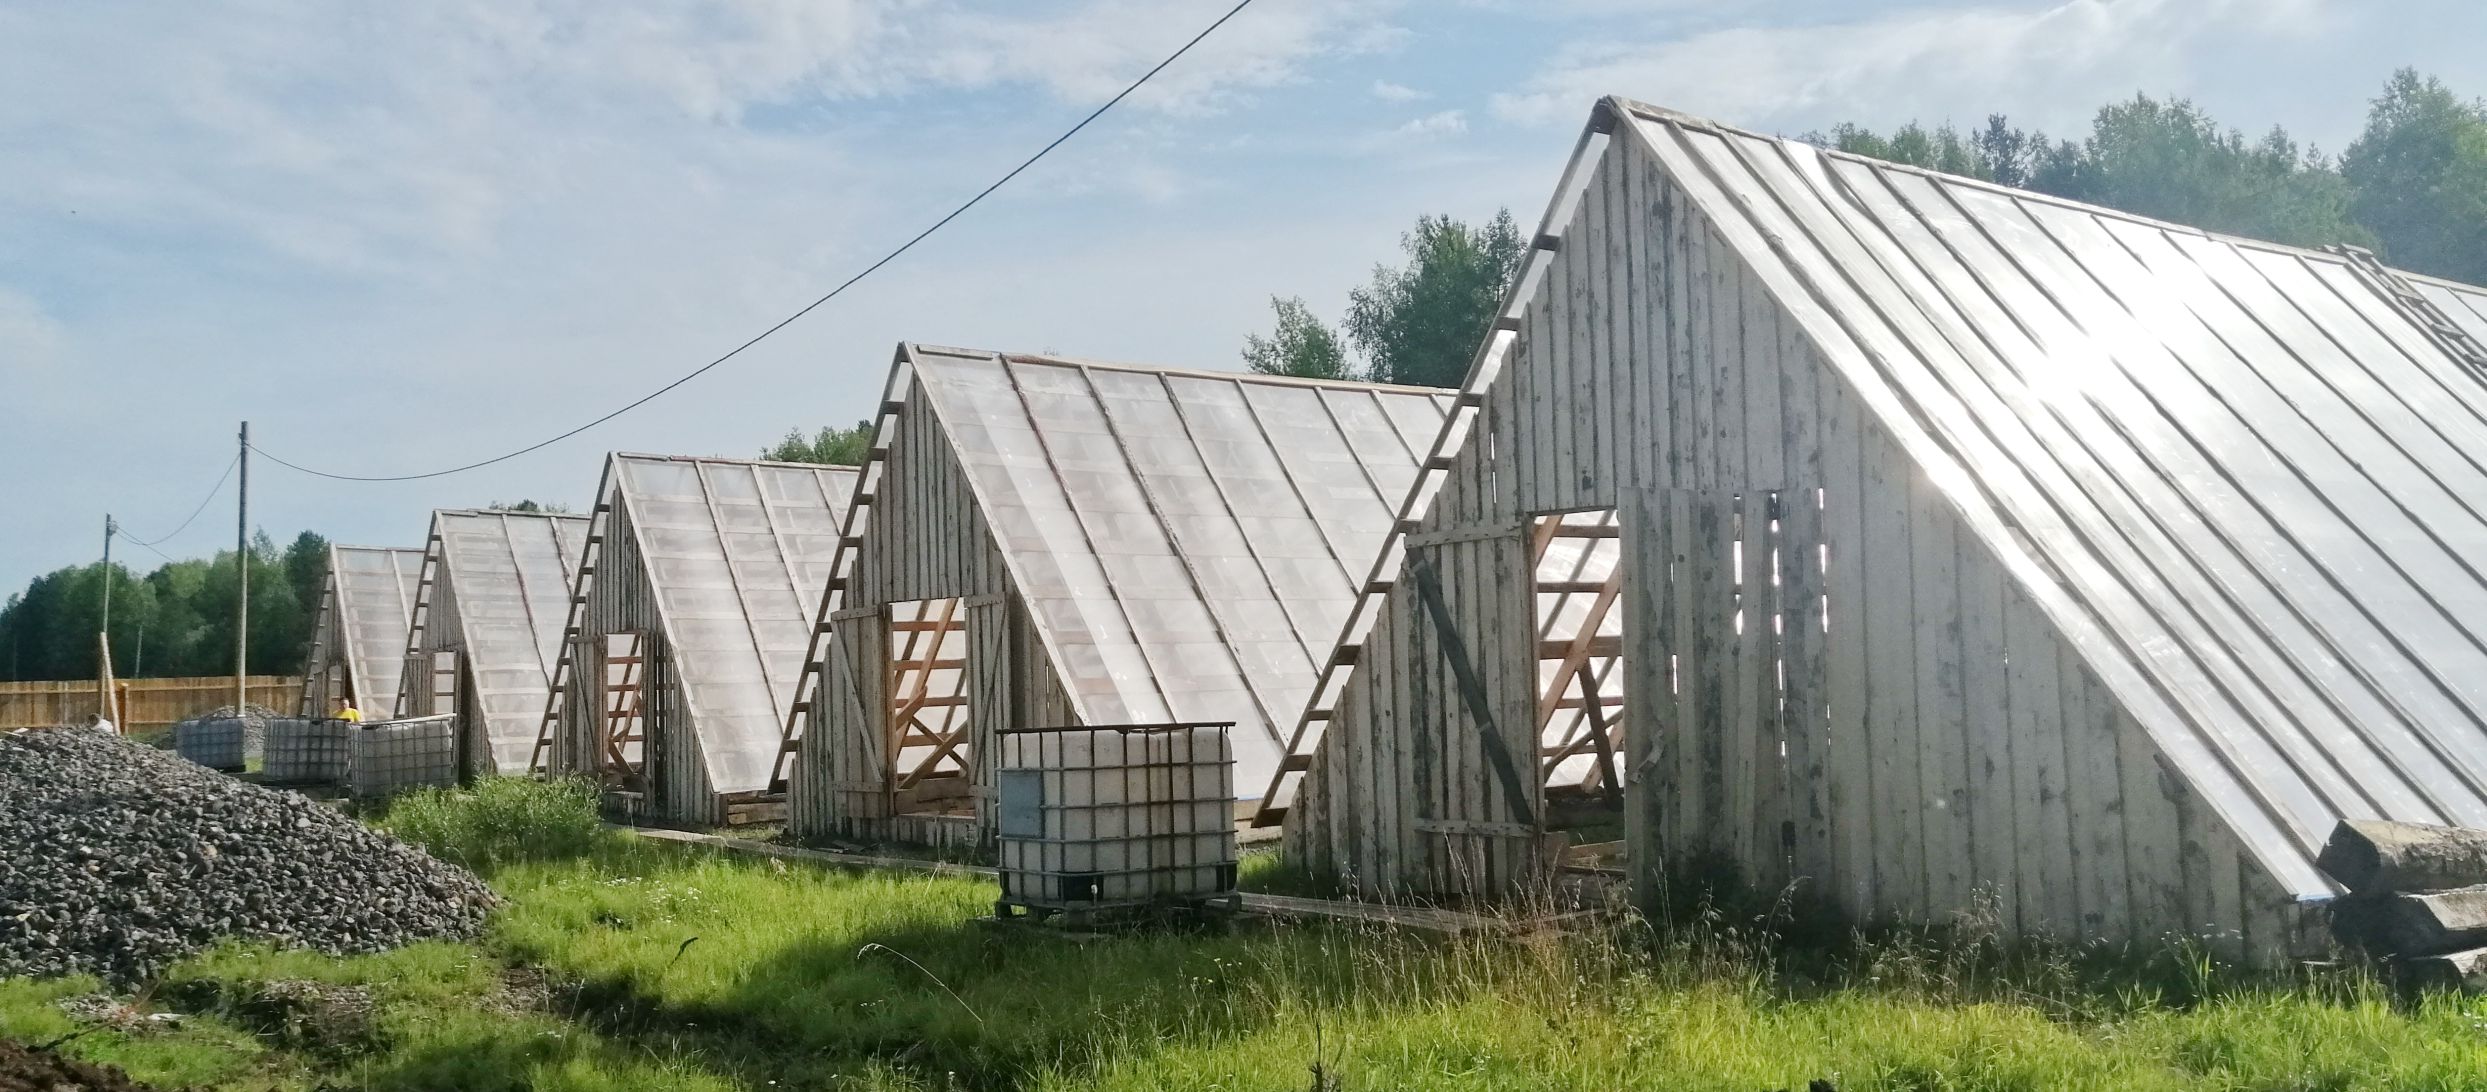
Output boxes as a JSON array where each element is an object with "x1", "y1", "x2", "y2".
[{"x1": 0, "y1": 1036, "x2": 173, "y2": 1092}]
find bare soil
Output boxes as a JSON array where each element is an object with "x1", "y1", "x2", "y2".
[{"x1": 0, "y1": 1036, "x2": 171, "y2": 1092}]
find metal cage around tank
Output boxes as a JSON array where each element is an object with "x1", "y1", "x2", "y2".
[{"x1": 994, "y1": 721, "x2": 1238, "y2": 921}]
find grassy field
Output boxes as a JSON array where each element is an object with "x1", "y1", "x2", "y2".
[{"x1": 7, "y1": 779, "x2": 2487, "y2": 1090}]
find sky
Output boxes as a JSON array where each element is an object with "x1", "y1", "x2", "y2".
[{"x1": 6, "y1": 0, "x2": 2485, "y2": 594}]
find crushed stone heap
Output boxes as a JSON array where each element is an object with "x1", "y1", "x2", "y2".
[{"x1": 0, "y1": 728, "x2": 498, "y2": 987}]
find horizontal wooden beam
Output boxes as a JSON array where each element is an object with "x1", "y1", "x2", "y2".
[
  {"x1": 1536, "y1": 581, "x2": 1615, "y2": 595},
  {"x1": 1414, "y1": 818, "x2": 1535, "y2": 838},
  {"x1": 894, "y1": 695, "x2": 968, "y2": 710},
  {"x1": 1549, "y1": 524, "x2": 1620, "y2": 539},
  {"x1": 1538, "y1": 635, "x2": 1621, "y2": 658},
  {"x1": 1550, "y1": 695, "x2": 1626, "y2": 711}
]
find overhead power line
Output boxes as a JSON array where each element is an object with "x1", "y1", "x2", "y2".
[
  {"x1": 122, "y1": 452, "x2": 241, "y2": 548},
  {"x1": 250, "y1": 0, "x2": 1261, "y2": 483}
]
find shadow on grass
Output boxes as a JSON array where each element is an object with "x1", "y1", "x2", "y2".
[{"x1": 523, "y1": 905, "x2": 1542, "y2": 1091}]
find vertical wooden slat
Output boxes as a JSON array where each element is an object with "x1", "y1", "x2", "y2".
[
  {"x1": 1957, "y1": 541, "x2": 2020, "y2": 933},
  {"x1": 1772, "y1": 492, "x2": 1821, "y2": 892},
  {"x1": 1909, "y1": 479, "x2": 1971, "y2": 918},
  {"x1": 2003, "y1": 583, "x2": 2077, "y2": 933},
  {"x1": 1594, "y1": 146, "x2": 1626, "y2": 502},
  {"x1": 1860, "y1": 423, "x2": 1924, "y2": 920},
  {"x1": 1496, "y1": 528, "x2": 1539, "y2": 888},
  {"x1": 2115, "y1": 708, "x2": 2185, "y2": 945},
  {"x1": 1743, "y1": 490, "x2": 1788, "y2": 892},
  {"x1": 968, "y1": 598, "x2": 1008, "y2": 842},
  {"x1": 1622, "y1": 485, "x2": 1665, "y2": 908},
  {"x1": 2061, "y1": 655, "x2": 2134, "y2": 942}
]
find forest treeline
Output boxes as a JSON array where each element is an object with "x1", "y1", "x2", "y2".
[
  {"x1": 0, "y1": 437, "x2": 866, "y2": 683},
  {"x1": 1244, "y1": 69, "x2": 2487, "y2": 388},
  {"x1": 0, "y1": 532, "x2": 330, "y2": 684}
]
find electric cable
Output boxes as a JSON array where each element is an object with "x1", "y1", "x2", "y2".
[
  {"x1": 249, "y1": 0, "x2": 1260, "y2": 483},
  {"x1": 122, "y1": 452, "x2": 241, "y2": 547}
]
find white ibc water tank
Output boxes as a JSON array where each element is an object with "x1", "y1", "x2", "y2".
[
  {"x1": 174, "y1": 717, "x2": 249, "y2": 772},
  {"x1": 347, "y1": 714, "x2": 461, "y2": 800},
  {"x1": 995, "y1": 723, "x2": 1237, "y2": 916},
  {"x1": 263, "y1": 718, "x2": 351, "y2": 784}
]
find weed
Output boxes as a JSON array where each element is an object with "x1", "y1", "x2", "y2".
[{"x1": 377, "y1": 776, "x2": 604, "y2": 870}]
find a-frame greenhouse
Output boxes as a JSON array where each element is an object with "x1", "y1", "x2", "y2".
[
  {"x1": 534, "y1": 453, "x2": 858, "y2": 827},
  {"x1": 783, "y1": 344, "x2": 1455, "y2": 847},
  {"x1": 1273, "y1": 96, "x2": 2487, "y2": 962},
  {"x1": 298, "y1": 544, "x2": 424, "y2": 719},
  {"x1": 398, "y1": 508, "x2": 590, "y2": 776}
]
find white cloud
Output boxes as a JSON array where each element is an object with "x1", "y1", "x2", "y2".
[
  {"x1": 0, "y1": 0, "x2": 1402, "y2": 277},
  {"x1": 1371, "y1": 79, "x2": 1429, "y2": 102},
  {"x1": 1352, "y1": 108, "x2": 1470, "y2": 156},
  {"x1": 1393, "y1": 109, "x2": 1469, "y2": 138},
  {"x1": 0, "y1": 288, "x2": 64, "y2": 373},
  {"x1": 904, "y1": 0, "x2": 1405, "y2": 117},
  {"x1": 1491, "y1": 0, "x2": 2334, "y2": 135}
]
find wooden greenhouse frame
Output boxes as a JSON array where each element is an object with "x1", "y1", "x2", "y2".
[
  {"x1": 780, "y1": 344, "x2": 1457, "y2": 848},
  {"x1": 530, "y1": 453, "x2": 859, "y2": 827},
  {"x1": 297, "y1": 544, "x2": 423, "y2": 720},
  {"x1": 1275, "y1": 97, "x2": 2487, "y2": 963},
  {"x1": 397, "y1": 508, "x2": 589, "y2": 777}
]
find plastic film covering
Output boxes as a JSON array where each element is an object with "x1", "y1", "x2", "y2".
[
  {"x1": 908, "y1": 350, "x2": 1453, "y2": 798},
  {"x1": 2415, "y1": 280, "x2": 2487, "y2": 358},
  {"x1": 331, "y1": 546, "x2": 423, "y2": 718},
  {"x1": 614, "y1": 455, "x2": 856, "y2": 796},
  {"x1": 431, "y1": 510, "x2": 590, "y2": 774},
  {"x1": 1618, "y1": 103, "x2": 2487, "y2": 897}
]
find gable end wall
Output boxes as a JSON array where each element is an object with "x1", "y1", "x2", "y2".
[{"x1": 1287, "y1": 127, "x2": 2311, "y2": 959}]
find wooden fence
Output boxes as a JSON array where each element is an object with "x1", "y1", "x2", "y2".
[{"x1": 0, "y1": 675, "x2": 301, "y2": 732}]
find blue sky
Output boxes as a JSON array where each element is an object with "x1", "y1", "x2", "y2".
[{"x1": 6, "y1": 0, "x2": 2485, "y2": 593}]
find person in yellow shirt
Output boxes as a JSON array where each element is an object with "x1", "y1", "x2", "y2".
[{"x1": 331, "y1": 697, "x2": 364, "y2": 724}]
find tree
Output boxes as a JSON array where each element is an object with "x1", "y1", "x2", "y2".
[
  {"x1": 2051, "y1": 95, "x2": 2364, "y2": 248},
  {"x1": 1975, "y1": 114, "x2": 2032, "y2": 188},
  {"x1": 763, "y1": 422, "x2": 875, "y2": 466},
  {"x1": 281, "y1": 530, "x2": 328, "y2": 638},
  {"x1": 2344, "y1": 69, "x2": 2487, "y2": 285},
  {"x1": 1241, "y1": 296, "x2": 1353, "y2": 380},
  {"x1": 487, "y1": 500, "x2": 571, "y2": 514},
  {"x1": 0, "y1": 529, "x2": 332, "y2": 681},
  {"x1": 1343, "y1": 210, "x2": 1527, "y2": 389},
  {"x1": 1812, "y1": 93, "x2": 2368, "y2": 253},
  {"x1": 1810, "y1": 121, "x2": 1990, "y2": 179}
]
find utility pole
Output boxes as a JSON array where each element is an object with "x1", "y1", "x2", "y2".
[
  {"x1": 236, "y1": 422, "x2": 250, "y2": 712},
  {"x1": 100, "y1": 514, "x2": 115, "y2": 674}
]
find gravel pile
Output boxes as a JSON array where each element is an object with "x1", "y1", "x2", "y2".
[
  {"x1": 0, "y1": 728, "x2": 499, "y2": 987},
  {"x1": 190, "y1": 704, "x2": 283, "y2": 722}
]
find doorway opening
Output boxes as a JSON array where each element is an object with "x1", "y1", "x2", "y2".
[
  {"x1": 885, "y1": 599, "x2": 973, "y2": 820},
  {"x1": 1531, "y1": 508, "x2": 1626, "y2": 850},
  {"x1": 598, "y1": 631, "x2": 647, "y2": 786}
]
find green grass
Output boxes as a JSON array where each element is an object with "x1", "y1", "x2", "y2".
[
  {"x1": 0, "y1": 975, "x2": 296, "y2": 1089},
  {"x1": 10, "y1": 778, "x2": 2487, "y2": 1090}
]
